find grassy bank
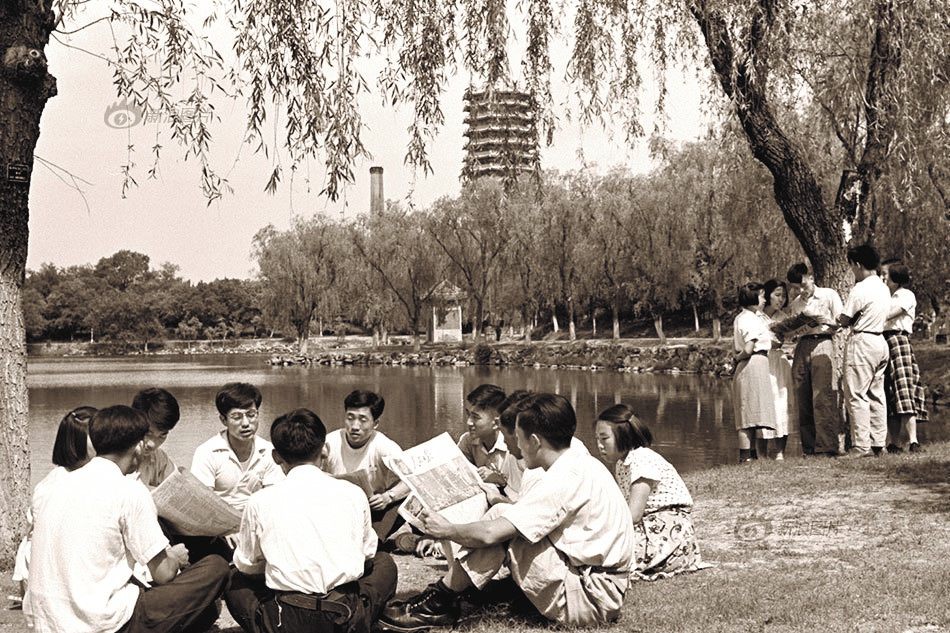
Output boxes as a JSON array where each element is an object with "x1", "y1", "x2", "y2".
[
  {"x1": 399, "y1": 442, "x2": 950, "y2": 633},
  {"x1": 6, "y1": 446, "x2": 946, "y2": 632}
]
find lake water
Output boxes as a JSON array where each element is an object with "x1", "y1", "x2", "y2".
[{"x1": 26, "y1": 354, "x2": 949, "y2": 486}]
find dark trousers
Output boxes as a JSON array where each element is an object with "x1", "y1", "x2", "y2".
[
  {"x1": 372, "y1": 503, "x2": 405, "y2": 541},
  {"x1": 118, "y1": 555, "x2": 229, "y2": 633},
  {"x1": 224, "y1": 552, "x2": 397, "y2": 633}
]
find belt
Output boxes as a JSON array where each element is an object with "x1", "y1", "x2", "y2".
[
  {"x1": 275, "y1": 589, "x2": 353, "y2": 619},
  {"x1": 800, "y1": 332, "x2": 833, "y2": 339},
  {"x1": 883, "y1": 330, "x2": 909, "y2": 336},
  {"x1": 852, "y1": 330, "x2": 882, "y2": 335},
  {"x1": 752, "y1": 350, "x2": 768, "y2": 356}
]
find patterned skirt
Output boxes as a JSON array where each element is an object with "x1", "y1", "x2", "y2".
[
  {"x1": 884, "y1": 332, "x2": 928, "y2": 420},
  {"x1": 632, "y1": 507, "x2": 709, "y2": 581}
]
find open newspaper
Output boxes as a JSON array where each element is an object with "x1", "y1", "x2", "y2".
[
  {"x1": 151, "y1": 469, "x2": 242, "y2": 537},
  {"x1": 386, "y1": 432, "x2": 488, "y2": 532}
]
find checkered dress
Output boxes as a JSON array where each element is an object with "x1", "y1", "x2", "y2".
[{"x1": 884, "y1": 331, "x2": 928, "y2": 420}]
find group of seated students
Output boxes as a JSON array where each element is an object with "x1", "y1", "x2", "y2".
[{"x1": 18, "y1": 380, "x2": 708, "y2": 633}]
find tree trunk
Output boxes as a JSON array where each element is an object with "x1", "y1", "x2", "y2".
[
  {"x1": 552, "y1": 315, "x2": 559, "y2": 332},
  {"x1": 690, "y1": 0, "x2": 851, "y2": 295},
  {"x1": 653, "y1": 313, "x2": 666, "y2": 343},
  {"x1": 612, "y1": 296, "x2": 621, "y2": 339},
  {"x1": 592, "y1": 314, "x2": 596, "y2": 338},
  {"x1": 0, "y1": 0, "x2": 57, "y2": 566},
  {"x1": 372, "y1": 326, "x2": 380, "y2": 348},
  {"x1": 568, "y1": 296, "x2": 576, "y2": 341},
  {"x1": 297, "y1": 326, "x2": 310, "y2": 355},
  {"x1": 712, "y1": 317, "x2": 722, "y2": 342},
  {"x1": 693, "y1": 304, "x2": 700, "y2": 331}
]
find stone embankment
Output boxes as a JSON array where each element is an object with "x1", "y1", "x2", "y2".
[{"x1": 270, "y1": 341, "x2": 738, "y2": 376}]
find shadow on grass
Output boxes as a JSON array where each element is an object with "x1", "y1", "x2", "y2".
[{"x1": 885, "y1": 454, "x2": 950, "y2": 514}]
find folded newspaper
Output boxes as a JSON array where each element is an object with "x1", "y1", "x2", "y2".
[
  {"x1": 385, "y1": 432, "x2": 489, "y2": 531},
  {"x1": 151, "y1": 469, "x2": 242, "y2": 537}
]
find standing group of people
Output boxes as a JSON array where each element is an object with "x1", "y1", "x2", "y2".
[
  {"x1": 17, "y1": 376, "x2": 710, "y2": 633},
  {"x1": 732, "y1": 243, "x2": 928, "y2": 461}
]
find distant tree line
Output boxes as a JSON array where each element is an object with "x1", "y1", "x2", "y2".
[{"x1": 24, "y1": 139, "x2": 950, "y2": 352}]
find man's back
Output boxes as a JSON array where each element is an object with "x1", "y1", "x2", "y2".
[
  {"x1": 27, "y1": 457, "x2": 167, "y2": 633},
  {"x1": 233, "y1": 464, "x2": 377, "y2": 595}
]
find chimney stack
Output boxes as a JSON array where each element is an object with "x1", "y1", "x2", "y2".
[{"x1": 370, "y1": 166, "x2": 384, "y2": 217}]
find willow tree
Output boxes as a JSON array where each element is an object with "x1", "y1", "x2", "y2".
[{"x1": 2, "y1": 0, "x2": 949, "y2": 561}]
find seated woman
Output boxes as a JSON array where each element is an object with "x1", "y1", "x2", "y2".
[
  {"x1": 594, "y1": 404, "x2": 706, "y2": 581},
  {"x1": 12, "y1": 406, "x2": 97, "y2": 606}
]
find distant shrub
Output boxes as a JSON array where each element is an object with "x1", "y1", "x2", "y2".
[{"x1": 471, "y1": 343, "x2": 494, "y2": 365}]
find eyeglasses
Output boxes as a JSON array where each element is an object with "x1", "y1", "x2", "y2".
[{"x1": 227, "y1": 409, "x2": 259, "y2": 422}]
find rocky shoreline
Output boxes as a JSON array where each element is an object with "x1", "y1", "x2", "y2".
[{"x1": 270, "y1": 340, "x2": 738, "y2": 376}]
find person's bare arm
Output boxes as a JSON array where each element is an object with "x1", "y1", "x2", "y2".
[
  {"x1": 419, "y1": 510, "x2": 517, "y2": 549},
  {"x1": 147, "y1": 543, "x2": 189, "y2": 585}
]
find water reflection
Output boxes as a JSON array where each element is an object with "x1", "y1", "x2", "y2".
[{"x1": 26, "y1": 355, "x2": 948, "y2": 486}]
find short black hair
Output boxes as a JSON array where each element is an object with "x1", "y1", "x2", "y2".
[
  {"x1": 271, "y1": 408, "x2": 327, "y2": 464},
  {"x1": 215, "y1": 382, "x2": 262, "y2": 416},
  {"x1": 885, "y1": 261, "x2": 910, "y2": 286},
  {"x1": 847, "y1": 243, "x2": 880, "y2": 271},
  {"x1": 762, "y1": 279, "x2": 788, "y2": 309},
  {"x1": 465, "y1": 384, "x2": 506, "y2": 415},
  {"x1": 343, "y1": 390, "x2": 385, "y2": 420},
  {"x1": 514, "y1": 393, "x2": 575, "y2": 451},
  {"x1": 786, "y1": 262, "x2": 811, "y2": 284},
  {"x1": 132, "y1": 388, "x2": 180, "y2": 432},
  {"x1": 738, "y1": 282, "x2": 763, "y2": 308},
  {"x1": 595, "y1": 404, "x2": 652, "y2": 453},
  {"x1": 52, "y1": 406, "x2": 97, "y2": 470},
  {"x1": 498, "y1": 390, "x2": 534, "y2": 433},
  {"x1": 89, "y1": 405, "x2": 149, "y2": 456}
]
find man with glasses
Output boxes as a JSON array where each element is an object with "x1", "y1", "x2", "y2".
[{"x1": 189, "y1": 382, "x2": 285, "y2": 560}]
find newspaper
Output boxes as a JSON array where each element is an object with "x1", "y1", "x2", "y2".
[
  {"x1": 386, "y1": 433, "x2": 489, "y2": 530},
  {"x1": 334, "y1": 469, "x2": 375, "y2": 497},
  {"x1": 151, "y1": 469, "x2": 242, "y2": 537}
]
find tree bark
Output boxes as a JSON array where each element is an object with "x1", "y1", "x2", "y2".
[
  {"x1": 689, "y1": 0, "x2": 851, "y2": 294},
  {"x1": 1, "y1": 0, "x2": 57, "y2": 565},
  {"x1": 653, "y1": 314, "x2": 666, "y2": 343}
]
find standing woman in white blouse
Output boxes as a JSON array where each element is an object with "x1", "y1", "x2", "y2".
[
  {"x1": 594, "y1": 404, "x2": 707, "y2": 581},
  {"x1": 881, "y1": 261, "x2": 928, "y2": 452},
  {"x1": 733, "y1": 282, "x2": 777, "y2": 462}
]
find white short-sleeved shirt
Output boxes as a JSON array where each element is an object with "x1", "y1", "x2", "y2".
[
  {"x1": 502, "y1": 449, "x2": 633, "y2": 573},
  {"x1": 233, "y1": 465, "x2": 377, "y2": 594},
  {"x1": 26, "y1": 458, "x2": 168, "y2": 633},
  {"x1": 191, "y1": 431, "x2": 284, "y2": 511},
  {"x1": 323, "y1": 429, "x2": 403, "y2": 494},
  {"x1": 519, "y1": 437, "x2": 590, "y2": 499},
  {"x1": 843, "y1": 274, "x2": 890, "y2": 333},
  {"x1": 458, "y1": 430, "x2": 508, "y2": 472},
  {"x1": 733, "y1": 309, "x2": 771, "y2": 353},
  {"x1": 788, "y1": 286, "x2": 844, "y2": 336},
  {"x1": 616, "y1": 447, "x2": 693, "y2": 514},
  {"x1": 885, "y1": 287, "x2": 916, "y2": 333}
]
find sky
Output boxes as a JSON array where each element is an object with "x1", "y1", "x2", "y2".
[{"x1": 26, "y1": 16, "x2": 707, "y2": 283}]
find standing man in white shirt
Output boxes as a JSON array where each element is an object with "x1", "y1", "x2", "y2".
[
  {"x1": 786, "y1": 262, "x2": 845, "y2": 456},
  {"x1": 837, "y1": 244, "x2": 892, "y2": 457},
  {"x1": 26, "y1": 405, "x2": 228, "y2": 633},
  {"x1": 225, "y1": 408, "x2": 398, "y2": 633}
]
